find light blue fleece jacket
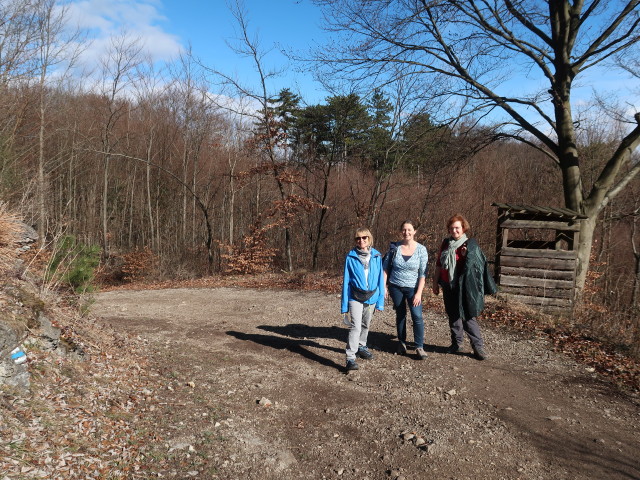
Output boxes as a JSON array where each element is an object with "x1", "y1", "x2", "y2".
[{"x1": 341, "y1": 247, "x2": 385, "y2": 314}]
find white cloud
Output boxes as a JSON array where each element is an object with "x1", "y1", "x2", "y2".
[{"x1": 65, "y1": 0, "x2": 183, "y2": 65}]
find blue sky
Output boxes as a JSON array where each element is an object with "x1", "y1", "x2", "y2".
[
  {"x1": 63, "y1": 0, "x2": 638, "y2": 123},
  {"x1": 65, "y1": 0, "x2": 330, "y2": 104}
]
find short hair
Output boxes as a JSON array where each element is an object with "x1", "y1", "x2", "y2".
[
  {"x1": 447, "y1": 214, "x2": 471, "y2": 234},
  {"x1": 354, "y1": 227, "x2": 373, "y2": 246}
]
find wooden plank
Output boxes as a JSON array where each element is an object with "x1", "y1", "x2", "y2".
[
  {"x1": 502, "y1": 247, "x2": 577, "y2": 259},
  {"x1": 502, "y1": 293, "x2": 573, "y2": 308},
  {"x1": 499, "y1": 285, "x2": 573, "y2": 299},
  {"x1": 500, "y1": 255, "x2": 576, "y2": 271},
  {"x1": 499, "y1": 275, "x2": 574, "y2": 289},
  {"x1": 499, "y1": 218, "x2": 581, "y2": 231},
  {"x1": 499, "y1": 266, "x2": 575, "y2": 281},
  {"x1": 506, "y1": 240, "x2": 555, "y2": 249},
  {"x1": 534, "y1": 206, "x2": 555, "y2": 216}
]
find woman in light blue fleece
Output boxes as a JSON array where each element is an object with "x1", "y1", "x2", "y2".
[
  {"x1": 341, "y1": 227, "x2": 385, "y2": 372},
  {"x1": 383, "y1": 220, "x2": 428, "y2": 360}
]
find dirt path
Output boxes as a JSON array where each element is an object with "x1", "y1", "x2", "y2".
[{"x1": 92, "y1": 287, "x2": 640, "y2": 480}]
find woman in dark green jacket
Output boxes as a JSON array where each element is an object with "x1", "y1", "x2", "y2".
[{"x1": 432, "y1": 214, "x2": 497, "y2": 360}]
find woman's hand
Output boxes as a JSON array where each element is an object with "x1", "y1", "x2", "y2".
[
  {"x1": 412, "y1": 293, "x2": 422, "y2": 307},
  {"x1": 384, "y1": 285, "x2": 389, "y2": 300}
]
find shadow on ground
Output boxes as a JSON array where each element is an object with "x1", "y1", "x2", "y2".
[{"x1": 226, "y1": 323, "x2": 397, "y2": 372}]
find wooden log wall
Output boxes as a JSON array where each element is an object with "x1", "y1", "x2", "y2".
[
  {"x1": 493, "y1": 204, "x2": 586, "y2": 314},
  {"x1": 498, "y1": 246, "x2": 576, "y2": 310}
]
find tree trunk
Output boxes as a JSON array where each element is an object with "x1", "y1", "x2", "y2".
[
  {"x1": 102, "y1": 153, "x2": 110, "y2": 256},
  {"x1": 633, "y1": 253, "x2": 640, "y2": 307},
  {"x1": 37, "y1": 89, "x2": 46, "y2": 241},
  {"x1": 146, "y1": 133, "x2": 155, "y2": 250},
  {"x1": 575, "y1": 215, "x2": 597, "y2": 297}
]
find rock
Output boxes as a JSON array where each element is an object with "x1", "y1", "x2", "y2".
[
  {"x1": 423, "y1": 443, "x2": 436, "y2": 454},
  {"x1": 14, "y1": 222, "x2": 38, "y2": 246},
  {"x1": 258, "y1": 397, "x2": 272, "y2": 407},
  {"x1": 36, "y1": 313, "x2": 61, "y2": 352},
  {"x1": 266, "y1": 450, "x2": 297, "y2": 472}
]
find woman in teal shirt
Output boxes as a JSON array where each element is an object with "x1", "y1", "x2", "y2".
[{"x1": 383, "y1": 220, "x2": 428, "y2": 360}]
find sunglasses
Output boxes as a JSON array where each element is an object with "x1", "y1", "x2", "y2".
[{"x1": 355, "y1": 236, "x2": 369, "y2": 241}]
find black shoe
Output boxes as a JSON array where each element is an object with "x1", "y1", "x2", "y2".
[
  {"x1": 473, "y1": 347, "x2": 487, "y2": 360},
  {"x1": 346, "y1": 359, "x2": 359, "y2": 371},
  {"x1": 447, "y1": 344, "x2": 460, "y2": 354},
  {"x1": 356, "y1": 346, "x2": 374, "y2": 360},
  {"x1": 396, "y1": 342, "x2": 407, "y2": 355}
]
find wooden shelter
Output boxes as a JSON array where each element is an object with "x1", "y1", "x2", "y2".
[{"x1": 493, "y1": 203, "x2": 587, "y2": 312}]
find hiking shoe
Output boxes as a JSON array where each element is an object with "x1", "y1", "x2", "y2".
[
  {"x1": 396, "y1": 342, "x2": 407, "y2": 355},
  {"x1": 473, "y1": 347, "x2": 487, "y2": 360},
  {"x1": 357, "y1": 346, "x2": 374, "y2": 360},
  {"x1": 416, "y1": 348, "x2": 427, "y2": 360},
  {"x1": 447, "y1": 344, "x2": 460, "y2": 354},
  {"x1": 346, "y1": 359, "x2": 359, "y2": 371}
]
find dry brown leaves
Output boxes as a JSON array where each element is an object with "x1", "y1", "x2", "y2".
[
  {"x1": 103, "y1": 271, "x2": 343, "y2": 294},
  {"x1": 0, "y1": 203, "x2": 23, "y2": 276},
  {"x1": 0, "y1": 304, "x2": 168, "y2": 479},
  {"x1": 483, "y1": 301, "x2": 640, "y2": 392}
]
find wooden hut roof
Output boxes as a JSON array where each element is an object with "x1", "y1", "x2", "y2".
[{"x1": 492, "y1": 203, "x2": 587, "y2": 220}]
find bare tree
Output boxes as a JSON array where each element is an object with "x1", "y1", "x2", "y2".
[
  {"x1": 95, "y1": 33, "x2": 144, "y2": 256},
  {"x1": 165, "y1": 50, "x2": 215, "y2": 246},
  {"x1": 33, "y1": 0, "x2": 85, "y2": 240},
  {"x1": 0, "y1": 0, "x2": 39, "y2": 85},
  {"x1": 312, "y1": 0, "x2": 640, "y2": 296},
  {"x1": 204, "y1": 0, "x2": 296, "y2": 271},
  {"x1": 0, "y1": 0, "x2": 41, "y2": 196}
]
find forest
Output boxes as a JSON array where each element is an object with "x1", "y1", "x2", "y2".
[{"x1": 1, "y1": 0, "x2": 639, "y2": 355}]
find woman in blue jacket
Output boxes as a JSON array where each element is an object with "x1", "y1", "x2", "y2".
[{"x1": 341, "y1": 227, "x2": 385, "y2": 372}]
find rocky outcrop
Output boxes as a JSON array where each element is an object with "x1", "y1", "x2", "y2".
[
  {"x1": 0, "y1": 321, "x2": 29, "y2": 389},
  {"x1": 1, "y1": 220, "x2": 67, "y2": 389}
]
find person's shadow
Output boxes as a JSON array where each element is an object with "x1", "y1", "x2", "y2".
[{"x1": 226, "y1": 323, "x2": 395, "y2": 372}]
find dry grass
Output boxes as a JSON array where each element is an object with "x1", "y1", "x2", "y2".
[{"x1": 0, "y1": 202, "x2": 23, "y2": 276}]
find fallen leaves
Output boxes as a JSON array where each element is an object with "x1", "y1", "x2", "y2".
[
  {"x1": 483, "y1": 301, "x2": 639, "y2": 392},
  {"x1": 0, "y1": 313, "x2": 164, "y2": 479}
]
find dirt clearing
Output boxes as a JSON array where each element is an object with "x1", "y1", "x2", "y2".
[{"x1": 93, "y1": 287, "x2": 640, "y2": 480}]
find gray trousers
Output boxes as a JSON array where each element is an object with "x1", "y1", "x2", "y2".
[
  {"x1": 441, "y1": 283, "x2": 484, "y2": 349},
  {"x1": 345, "y1": 301, "x2": 375, "y2": 360}
]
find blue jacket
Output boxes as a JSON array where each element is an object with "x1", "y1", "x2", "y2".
[{"x1": 341, "y1": 247, "x2": 385, "y2": 313}]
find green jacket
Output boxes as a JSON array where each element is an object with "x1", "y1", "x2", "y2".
[{"x1": 456, "y1": 238, "x2": 497, "y2": 320}]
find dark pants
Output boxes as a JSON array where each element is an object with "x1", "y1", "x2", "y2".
[
  {"x1": 387, "y1": 284, "x2": 424, "y2": 349},
  {"x1": 441, "y1": 282, "x2": 483, "y2": 349}
]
